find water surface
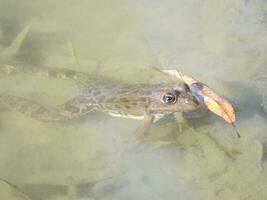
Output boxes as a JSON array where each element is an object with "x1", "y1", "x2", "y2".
[{"x1": 0, "y1": 0, "x2": 267, "y2": 199}]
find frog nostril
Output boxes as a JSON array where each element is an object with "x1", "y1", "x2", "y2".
[{"x1": 174, "y1": 90, "x2": 181, "y2": 96}]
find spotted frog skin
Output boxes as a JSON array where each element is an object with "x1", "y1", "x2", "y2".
[{"x1": 0, "y1": 66, "x2": 200, "y2": 138}]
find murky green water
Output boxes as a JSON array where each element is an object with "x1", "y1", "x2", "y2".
[{"x1": 0, "y1": 0, "x2": 267, "y2": 199}]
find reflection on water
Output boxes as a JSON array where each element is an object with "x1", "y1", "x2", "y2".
[{"x1": 0, "y1": 0, "x2": 267, "y2": 199}]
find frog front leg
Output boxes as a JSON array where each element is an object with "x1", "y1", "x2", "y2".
[{"x1": 134, "y1": 115, "x2": 154, "y2": 140}]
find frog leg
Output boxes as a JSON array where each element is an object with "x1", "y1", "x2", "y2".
[
  {"x1": 0, "y1": 94, "x2": 94, "y2": 122},
  {"x1": 134, "y1": 115, "x2": 154, "y2": 140},
  {"x1": 172, "y1": 109, "x2": 205, "y2": 131},
  {"x1": 59, "y1": 95, "x2": 95, "y2": 120},
  {"x1": 0, "y1": 64, "x2": 18, "y2": 77},
  {"x1": 0, "y1": 64, "x2": 89, "y2": 80},
  {"x1": 0, "y1": 94, "x2": 64, "y2": 122}
]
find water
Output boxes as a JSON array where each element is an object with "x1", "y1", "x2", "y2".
[{"x1": 0, "y1": 0, "x2": 267, "y2": 199}]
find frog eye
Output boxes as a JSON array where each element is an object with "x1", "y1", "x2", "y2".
[{"x1": 162, "y1": 92, "x2": 176, "y2": 104}]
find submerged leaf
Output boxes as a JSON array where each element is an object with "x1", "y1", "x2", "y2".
[
  {"x1": 1, "y1": 18, "x2": 36, "y2": 60},
  {"x1": 67, "y1": 41, "x2": 81, "y2": 68}
]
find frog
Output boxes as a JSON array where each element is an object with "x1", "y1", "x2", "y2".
[{"x1": 0, "y1": 65, "x2": 200, "y2": 138}]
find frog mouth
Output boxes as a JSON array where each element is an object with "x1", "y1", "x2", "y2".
[
  {"x1": 192, "y1": 95, "x2": 200, "y2": 106},
  {"x1": 181, "y1": 95, "x2": 201, "y2": 112}
]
